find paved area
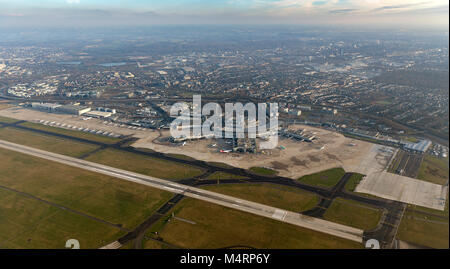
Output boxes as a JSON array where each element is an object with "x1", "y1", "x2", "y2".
[
  {"x1": 346, "y1": 144, "x2": 447, "y2": 211},
  {"x1": 0, "y1": 107, "x2": 149, "y2": 137},
  {"x1": 100, "y1": 241, "x2": 122, "y2": 249},
  {"x1": 0, "y1": 139, "x2": 364, "y2": 243},
  {"x1": 355, "y1": 171, "x2": 447, "y2": 211},
  {"x1": 345, "y1": 144, "x2": 396, "y2": 175},
  {"x1": 133, "y1": 124, "x2": 373, "y2": 179}
]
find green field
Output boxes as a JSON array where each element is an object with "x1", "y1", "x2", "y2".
[
  {"x1": 85, "y1": 148, "x2": 205, "y2": 180},
  {"x1": 0, "y1": 148, "x2": 172, "y2": 249},
  {"x1": 0, "y1": 116, "x2": 19, "y2": 124},
  {"x1": 207, "y1": 162, "x2": 235, "y2": 169},
  {"x1": 19, "y1": 121, "x2": 121, "y2": 144},
  {"x1": 205, "y1": 171, "x2": 248, "y2": 180},
  {"x1": 345, "y1": 173, "x2": 365, "y2": 192},
  {"x1": 141, "y1": 239, "x2": 174, "y2": 249},
  {"x1": 397, "y1": 209, "x2": 449, "y2": 249},
  {"x1": 417, "y1": 155, "x2": 449, "y2": 185},
  {"x1": 397, "y1": 182, "x2": 448, "y2": 249},
  {"x1": 323, "y1": 198, "x2": 382, "y2": 230},
  {"x1": 201, "y1": 183, "x2": 319, "y2": 212},
  {"x1": 249, "y1": 167, "x2": 278, "y2": 176},
  {"x1": 147, "y1": 198, "x2": 363, "y2": 249},
  {"x1": 297, "y1": 168, "x2": 346, "y2": 188},
  {"x1": 0, "y1": 127, "x2": 99, "y2": 158},
  {"x1": 164, "y1": 153, "x2": 197, "y2": 162},
  {"x1": 0, "y1": 188, "x2": 126, "y2": 249},
  {"x1": 121, "y1": 238, "x2": 173, "y2": 249}
]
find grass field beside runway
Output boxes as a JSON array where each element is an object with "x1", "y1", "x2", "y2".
[
  {"x1": 201, "y1": 183, "x2": 319, "y2": 213},
  {"x1": 19, "y1": 121, "x2": 121, "y2": 145},
  {"x1": 0, "y1": 187, "x2": 127, "y2": 249},
  {"x1": 0, "y1": 116, "x2": 19, "y2": 124},
  {"x1": 141, "y1": 239, "x2": 173, "y2": 249},
  {"x1": 345, "y1": 173, "x2": 365, "y2": 192},
  {"x1": 0, "y1": 148, "x2": 172, "y2": 228},
  {"x1": 417, "y1": 155, "x2": 449, "y2": 185},
  {"x1": 0, "y1": 148, "x2": 172, "y2": 248},
  {"x1": 249, "y1": 167, "x2": 278, "y2": 176},
  {"x1": 397, "y1": 209, "x2": 449, "y2": 249},
  {"x1": 85, "y1": 148, "x2": 205, "y2": 180},
  {"x1": 145, "y1": 198, "x2": 363, "y2": 249},
  {"x1": 397, "y1": 190, "x2": 449, "y2": 249},
  {"x1": 205, "y1": 171, "x2": 248, "y2": 180},
  {"x1": 323, "y1": 198, "x2": 383, "y2": 230},
  {"x1": 164, "y1": 153, "x2": 197, "y2": 161},
  {"x1": 297, "y1": 167, "x2": 346, "y2": 188},
  {"x1": 207, "y1": 162, "x2": 235, "y2": 169},
  {"x1": 0, "y1": 127, "x2": 99, "y2": 158}
]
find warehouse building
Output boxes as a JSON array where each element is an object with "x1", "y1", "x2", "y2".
[
  {"x1": 84, "y1": 110, "x2": 112, "y2": 118},
  {"x1": 56, "y1": 105, "x2": 91, "y2": 115},
  {"x1": 31, "y1": 102, "x2": 61, "y2": 112},
  {"x1": 29, "y1": 102, "x2": 91, "y2": 116}
]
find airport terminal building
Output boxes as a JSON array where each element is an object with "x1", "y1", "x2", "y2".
[{"x1": 401, "y1": 139, "x2": 432, "y2": 154}]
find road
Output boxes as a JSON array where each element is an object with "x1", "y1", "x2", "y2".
[
  {"x1": 390, "y1": 150, "x2": 423, "y2": 178},
  {"x1": 302, "y1": 172, "x2": 355, "y2": 218},
  {"x1": 0, "y1": 138, "x2": 363, "y2": 243}
]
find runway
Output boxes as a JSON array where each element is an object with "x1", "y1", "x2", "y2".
[{"x1": 0, "y1": 139, "x2": 363, "y2": 243}]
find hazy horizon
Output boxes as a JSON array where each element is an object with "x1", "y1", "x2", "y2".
[{"x1": 0, "y1": 0, "x2": 448, "y2": 30}]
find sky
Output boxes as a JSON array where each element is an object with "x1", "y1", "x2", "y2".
[{"x1": 0, "y1": 0, "x2": 448, "y2": 29}]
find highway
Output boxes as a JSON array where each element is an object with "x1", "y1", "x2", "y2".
[{"x1": 0, "y1": 139, "x2": 363, "y2": 243}]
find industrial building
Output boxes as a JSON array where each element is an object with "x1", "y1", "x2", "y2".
[
  {"x1": 29, "y1": 102, "x2": 91, "y2": 116},
  {"x1": 31, "y1": 102, "x2": 61, "y2": 112},
  {"x1": 402, "y1": 140, "x2": 432, "y2": 153},
  {"x1": 56, "y1": 105, "x2": 91, "y2": 116},
  {"x1": 84, "y1": 110, "x2": 112, "y2": 118}
]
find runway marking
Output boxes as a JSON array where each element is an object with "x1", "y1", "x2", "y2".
[
  {"x1": 272, "y1": 209, "x2": 287, "y2": 220},
  {"x1": 100, "y1": 241, "x2": 122, "y2": 249}
]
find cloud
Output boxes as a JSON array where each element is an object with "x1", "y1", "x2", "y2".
[
  {"x1": 329, "y1": 8, "x2": 358, "y2": 14},
  {"x1": 372, "y1": 3, "x2": 427, "y2": 11},
  {"x1": 66, "y1": 0, "x2": 80, "y2": 4},
  {"x1": 1, "y1": 12, "x2": 25, "y2": 17},
  {"x1": 404, "y1": 4, "x2": 449, "y2": 14}
]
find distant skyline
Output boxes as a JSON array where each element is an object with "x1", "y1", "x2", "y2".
[{"x1": 0, "y1": 0, "x2": 448, "y2": 29}]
